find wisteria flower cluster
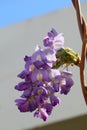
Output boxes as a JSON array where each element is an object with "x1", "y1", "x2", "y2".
[{"x1": 15, "y1": 28, "x2": 74, "y2": 121}]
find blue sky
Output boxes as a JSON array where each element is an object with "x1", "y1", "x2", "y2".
[{"x1": 0, "y1": 0, "x2": 86, "y2": 28}]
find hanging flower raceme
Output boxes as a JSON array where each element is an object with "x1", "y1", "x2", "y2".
[{"x1": 15, "y1": 28, "x2": 80, "y2": 121}]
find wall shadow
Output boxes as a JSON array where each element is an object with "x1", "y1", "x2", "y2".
[{"x1": 24, "y1": 114, "x2": 87, "y2": 130}]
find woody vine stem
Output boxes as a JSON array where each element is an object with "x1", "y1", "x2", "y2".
[{"x1": 72, "y1": 0, "x2": 87, "y2": 104}]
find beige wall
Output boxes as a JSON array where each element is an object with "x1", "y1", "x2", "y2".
[{"x1": 0, "y1": 2, "x2": 87, "y2": 130}]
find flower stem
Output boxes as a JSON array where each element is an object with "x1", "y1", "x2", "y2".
[
  {"x1": 72, "y1": 0, "x2": 87, "y2": 104},
  {"x1": 80, "y1": 40, "x2": 87, "y2": 104}
]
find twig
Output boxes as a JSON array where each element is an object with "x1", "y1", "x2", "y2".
[{"x1": 72, "y1": 0, "x2": 87, "y2": 104}]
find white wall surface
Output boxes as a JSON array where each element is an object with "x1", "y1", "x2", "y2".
[{"x1": 0, "y1": 2, "x2": 87, "y2": 130}]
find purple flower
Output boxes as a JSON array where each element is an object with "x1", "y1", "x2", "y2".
[
  {"x1": 15, "y1": 82, "x2": 29, "y2": 91},
  {"x1": 50, "y1": 95, "x2": 60, "y2": 106},
  {"x1": 31, "y1": 45, "x2": 44, "y2": 63},
  {"x1": 66, "y1": 78, "x2": 74, "y2": 87},
  {"x1": 60, "y1": 84, "x2": 70, "y2": 95},
  {"x1": 48, "y1": 28, "x2": 58, "y2": 38},
  {"x1": 50, "y1": 69, "x2": 60, "y2": 79},
  {"x1": 53, "y1": 82, "x2": 59, "y2": 92},
  {"x1": 28, "y1": 99, "x2": 37, "y2": 112},
  {"x1": 43, "y1": 48, "x2": 56, "y2": 63},
  {"x1": 43, "y1": 103, "x2": 53, "y2": 115},
  {"x1": 15, "y1": 98, "x2": 37, "y2": 112},
  {"x1": 21, "y1": 87, "x2": 32, "y2": 98},
  {"x1": 31, "y1": 68, "x2": 51, "y2": 83},
  {"x1": 60, "y1": 78, "x2": 74, "y2": 95},
  {"x1": 43, "y1": 28, "x2": 64, "y2": 51},
  {"x1": 24, "y1": 56, "x2": 34, "y2": 73},
  {"x1": 33, "y1": 86, "x2": 48, "y2": 97},
  {"x1": 60, "y1": 70, "x2": 72, "y2": 78},
  {"x1": 32, "y1": 46, "x2": 56, "y2": 68},
  {"x1": 15, "y1": 28, "x2": 74, "y2": 121},
  {"x1": 34, "y1": 108, "x2": 48, "y2": 121},
  {"x1": 15, "y1": 99, "x2": 30, "y2": 112},
  {"x1": 34, "y1": 102, "x2": 53, "y2": 121},
  {"x1": 46, "y1": 86, "x2": 54, "y2": 95},
  {"x1": 17, "y1": 70, "x2": 27, "y2": 79},
  {"x1": 36, "y1": 95, "x2": 46, "y2": 105},
  {"x1": 43, "y1": 37, "x2": 53, "y2": 47},
  {"x1": 24, "y1": 55, "x2": 31, "y2": 62}
]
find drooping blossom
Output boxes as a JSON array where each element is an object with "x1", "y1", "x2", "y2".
[
  {"x1": 43, "y1": 28, "x2": 64, "y2": 51},
  {"x1": 15, "y1": 28, "x2": 74, "y2": 121}
]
